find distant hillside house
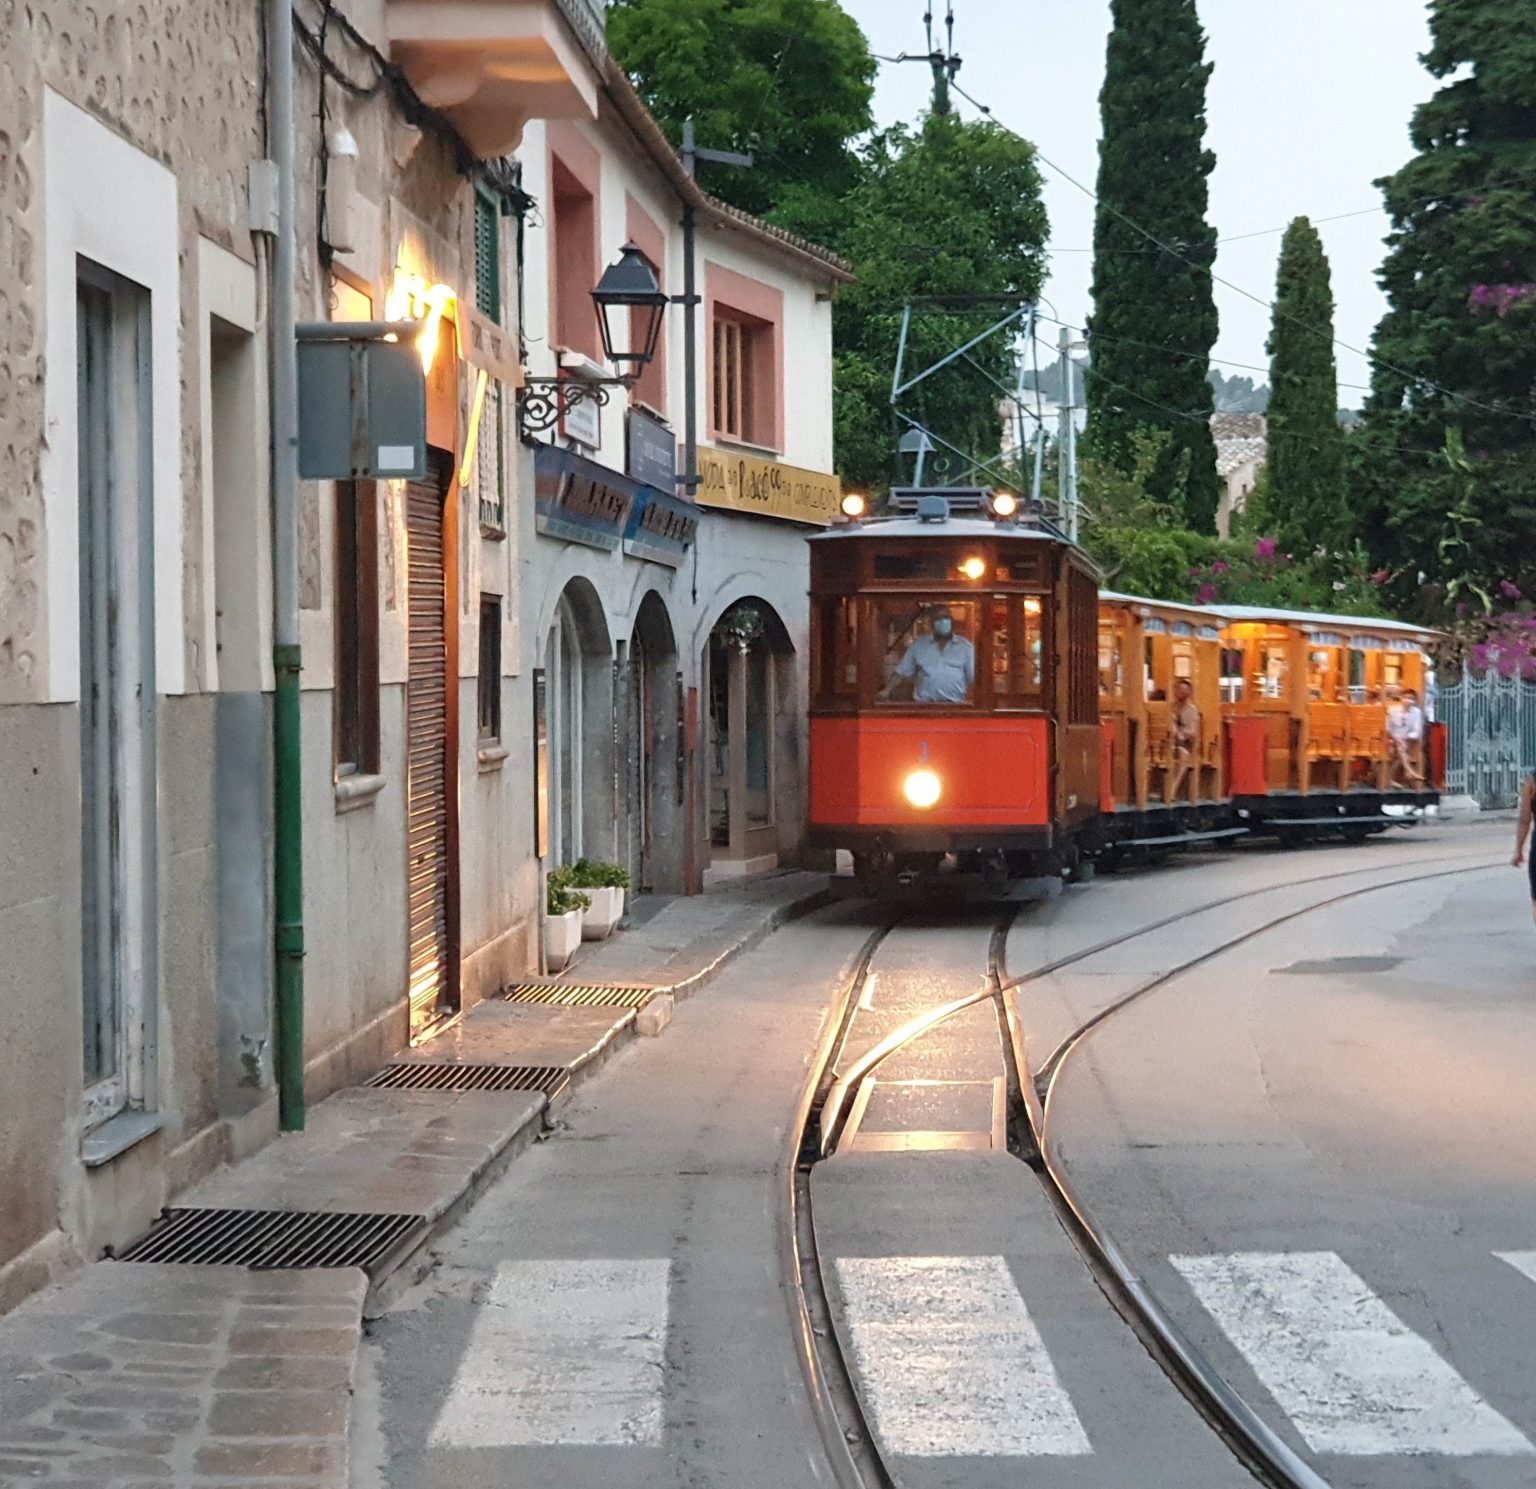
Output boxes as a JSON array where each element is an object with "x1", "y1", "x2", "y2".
[{"x1": 1211, "y1": 413, "x2": 1268, "y2": 538}]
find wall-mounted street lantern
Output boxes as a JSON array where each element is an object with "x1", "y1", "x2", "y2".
[{"x1": 518, "y1": 242, "x2": 669, "y2": 437}]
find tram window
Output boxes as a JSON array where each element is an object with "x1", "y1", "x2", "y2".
[
  {"x1": 1257, "y1": 643, "x2": 1288, "y2": 700},
  {"x1": 1098, "y1": 623, "x2": 1123, "y2": 697},
  {"x1": 1143, "y1": 637, "x2": 1162, "y2": 701},
  {"x1": 1307, "y1": 648, "x2": 1338, "y2": 701},
  {"x1": 875, "y1": 599, "x2": 979, "y2": 705},
  {"x1": 1347, "y1": 648, "x2": 1367, "y2": 703},
  {"x1": 994, "y1": 596, "x2": 1045, "y2": 702},
  {"x1": 1220, "y1": 646, "x2": 1245, "y2": 704},
  {"x1": 815, "y1": 596, "x2": 858, "y2": 700}
]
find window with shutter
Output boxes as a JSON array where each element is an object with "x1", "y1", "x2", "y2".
[{"x1": 474, "y1": 190, "x2": 501, "y2": 321}]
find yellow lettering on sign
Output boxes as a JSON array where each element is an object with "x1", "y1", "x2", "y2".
[{"x1": 695, "y1": 447, "x2": 840, "y2": 527}]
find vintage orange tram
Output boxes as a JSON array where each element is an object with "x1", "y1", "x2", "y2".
[
  {"x1": 807, "y1": 489, "x2": 1101, "y2": 886},
  {"x1": 807, "y1": 490, "x2": 1443, "y2": 889}
]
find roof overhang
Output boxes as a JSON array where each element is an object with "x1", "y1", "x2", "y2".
[{"x1": 389, "y1": 0, "x2": 602, "y2": 158}]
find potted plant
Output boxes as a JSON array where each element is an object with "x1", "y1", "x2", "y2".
[
  {"x1": 543, "y1": 867, "x2": 590, "y2": 971},
  {"x1": 569, "y1": 858, "x2": 631, "y2": 940}
]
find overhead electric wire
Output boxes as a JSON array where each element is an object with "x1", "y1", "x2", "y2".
[{"x1": 950, "y1": 80, "x2": 1536, "y2": 427}]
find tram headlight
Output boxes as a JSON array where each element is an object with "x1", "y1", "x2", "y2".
[
  {"x1": 959, "y1": 555, "x2": 987, "y2": 581},
  {"x1": 903, "y1": 767, "x2": 943, "y2": 810}
]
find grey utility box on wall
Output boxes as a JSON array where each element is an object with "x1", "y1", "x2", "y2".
[{"x1": 296, "y1": 322, "x2": 428, "y2": 481}]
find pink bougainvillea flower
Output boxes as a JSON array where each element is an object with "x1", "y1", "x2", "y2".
[
  {"x1": 1501, "y1": 579, "x2": 1522, "y2": 600},
  {"x1": 1254, "y1": 537, "x2": 1278, "y2": 559},
  {"x1": 1212, "y1": 560, "x2": 1230, "y2": 575},
  {"x1": 1470, "y1": 643, "x2": 1491, "y2": 672},
  {"x1": 1196, "y1": 583, "x2": 1219, "y2": 605}
]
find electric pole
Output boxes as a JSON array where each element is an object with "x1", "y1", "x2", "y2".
[{"x1": 1058, "y1": 326, "x2": 1080, "y2": 542}]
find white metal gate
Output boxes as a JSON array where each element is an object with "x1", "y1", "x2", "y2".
[{"x1": 1438, "y1": 673, "x2": 1536, "y2": 807}]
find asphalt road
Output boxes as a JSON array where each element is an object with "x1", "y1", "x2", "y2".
[
  {"x1": 1037, "y1": 821, "x2": 1535, "y2": 1489},
  {"x1": 359, "y1": 821, "x2": 1533, "y2": 1488}
]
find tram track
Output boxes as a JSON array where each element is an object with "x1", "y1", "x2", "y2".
[{"x1": 783, "y1": 847, "x2": 1504, "y2": 1489}]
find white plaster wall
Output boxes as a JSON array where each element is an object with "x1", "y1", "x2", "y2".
[
  {"x1": 693, "y1": 230, "x2": 838, "y2": 476},
  {"x1": 41, "y1": 90, "x2": 186, "y2": 701}
]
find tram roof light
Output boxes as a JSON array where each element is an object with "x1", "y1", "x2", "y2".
[
  {"x1": 840, "y1": 491, "x2": 868, "y2": 521},
  {"x1": 990, "y1": 490, "x2": 1019, "y2": 520}
]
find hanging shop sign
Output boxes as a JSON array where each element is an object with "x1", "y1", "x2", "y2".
[
  {"x1": 696, "y1": 446, "x2": 840, "y2": 527},
  {"x1": 627, "y1": 408, "x2": 678, "y2": 493},
  {"x1": 623, "y1": 485, "x2": 699, "y2": 569},
  {"x1": 534, "y1": 444, "x2": 637, "y2": 551},
  {"x1": 558, "y1": 371, "x2": 602, "y2": 449},
  {"x1": 459, "y1": 303, "x2": 524, "y2": 388}
]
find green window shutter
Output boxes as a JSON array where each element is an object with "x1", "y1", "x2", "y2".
[{"x1": 474, "y1": 191, "x2": 501, "y2": 322}]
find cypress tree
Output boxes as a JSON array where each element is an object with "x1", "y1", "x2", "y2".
[
  {"x1": 1265, "y1": 218, "x2": 1347, "y2": 552},
  {"x1": 1354, "y1": 0, "x2": 1536, "y2": 608},
  {"x1": 1085, "y1": 0, "x2": 1221, "y2": 531}
]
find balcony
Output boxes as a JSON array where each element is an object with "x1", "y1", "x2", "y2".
[{"x1": 389, "y1": 0, "x2": 605, "y2": 159}]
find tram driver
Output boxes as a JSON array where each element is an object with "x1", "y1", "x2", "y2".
[{"x1": 881, "y1": 604, "x2": 976, "y2": 704}]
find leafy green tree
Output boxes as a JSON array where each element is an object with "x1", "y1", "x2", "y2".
[
  {"x1": 1354, "y1": 0, "x2": 1536, "y2": 611},
  {"x1": 834, "y1": 113, "x2": 1049, "y2": 491},
  {"x1": 1265, "y1": 217, "x2": 1348, "y2": 552},
  {"x1": 606, "y1": 0, "x2": 875, "y2": 242},
  {"x1": 1084, "y1": 0, "x2": 1221, "y2": 531}
]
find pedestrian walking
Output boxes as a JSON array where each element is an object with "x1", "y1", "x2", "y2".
[{"x1": 1515, "y1": 772, "x2": 1536, "y2": 928}]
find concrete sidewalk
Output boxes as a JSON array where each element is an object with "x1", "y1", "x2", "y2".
[{"x1": 0, "y1": 871, "x2": 828, "y2": 1487}]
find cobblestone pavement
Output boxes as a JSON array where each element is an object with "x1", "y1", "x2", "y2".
[{"x1": 0, "y1": 1264, "x2": 364, "y2": 1486}]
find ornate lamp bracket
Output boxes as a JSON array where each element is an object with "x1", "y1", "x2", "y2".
[{"x1": 517, "y1": 376, "x2": 622, "y2": 438}]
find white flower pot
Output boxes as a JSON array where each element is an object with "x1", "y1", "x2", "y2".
[
  {"x1": 581, "y1": 885, "x2": 625, "y2": 940},
  {"x1": 543, "y1": 908, "x2": 583, "y2": 971}
]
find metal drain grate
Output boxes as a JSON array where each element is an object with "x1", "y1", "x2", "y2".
[
  {"x1": 117, "y1": 1208, "x2": 425, "y2": 1273},
  {"x1": 502, "y1": 982, "x2": 655, "y2": 1008},
  {"x1": 367, "y1": 1063, "x2": 570, "y2": 1096}
]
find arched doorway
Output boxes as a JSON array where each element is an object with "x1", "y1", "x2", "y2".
[
  {"x1": 707, "y1": 598, "x2": 797, "y2": 880},
  {"x1": 544, "y1": 578, "x2": 612, "y2": 867},
  {"x1": 627, "y1": 592, "x2": 681, "y2": 893}
]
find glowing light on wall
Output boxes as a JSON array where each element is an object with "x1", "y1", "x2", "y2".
[{"x1": 386, "y1": 269, "x2": 457, "y2": 372}]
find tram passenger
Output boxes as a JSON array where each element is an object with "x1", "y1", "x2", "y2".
[
  {"x1": 1514, "y1": 772, "x2": 1536, "y2": 928},
  {"x1": 1168, "y1": 676, "x2": 1201, "y2": 800},
  {"x1": 881, "y1": 604, "x2": 976, "y2": 704},
  {"x1": 1388, "y1": 688, "x2": 1426, "y2": 786}
]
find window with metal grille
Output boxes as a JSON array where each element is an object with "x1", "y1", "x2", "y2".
[
  {"x1": 477, "y1": 377, "x2": 506, "y2": 534},
  {"x1": 478, "y1": 595, "x2": 502, "y2": 742},
  {"x1": 474, "y1": 190, "x2": 501, "y2": 321},
  {"x1": 336, "y1": 480, "x2": 381, "y2": 773}
]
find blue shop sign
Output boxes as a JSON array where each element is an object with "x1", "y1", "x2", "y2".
[
  {"x1": 534, "y1": 445, "x2": 636, "y2": 551},
  {"x1": 535, "y1": 444, "x2": 696, "y2": 565},
  {"x1": 627, "y1": 407, "x2": 678, "y2": 493},
  {"x1": 624, "y1": 484, "x2": 699, "y2": 569}
]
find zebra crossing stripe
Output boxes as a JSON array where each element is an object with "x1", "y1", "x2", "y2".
[
  {"x1": 1171, "y1": 1251, "x2": 1533, "y2": 1457},
  {"x1": 833, "y1": 1254, "x2": 1092, "y2": 1457},
  {"x1": 1497, "y1": 1251, "x2": 1536, "y2": 1288},
  {"x1": 428, "y1": 1259, "x2": 670, "y2": 1448}
]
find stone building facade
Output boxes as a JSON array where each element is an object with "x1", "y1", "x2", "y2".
[{"x1": 0, "y1": 0, "x2": 844, "y2": 1312}]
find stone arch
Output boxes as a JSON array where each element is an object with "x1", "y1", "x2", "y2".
[
  {"x1": 704, "y1": 594, "x2": 802, "y2": 881},
  {"x1": 544, "y1": 576, "x2": 615, "y2": 868}
]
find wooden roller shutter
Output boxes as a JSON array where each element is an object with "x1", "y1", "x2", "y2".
[{"x1": 406, "y1": 475, "x2": 452, "y2": 1038}]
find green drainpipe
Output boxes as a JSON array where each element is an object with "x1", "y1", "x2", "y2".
[{"x1": 268, "y1": 0, "x2": 305, "y2": 1130}]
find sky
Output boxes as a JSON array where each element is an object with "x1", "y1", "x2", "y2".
[{"x1": 838, "y1": 0, "x2": 1437, "y2": 407}]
